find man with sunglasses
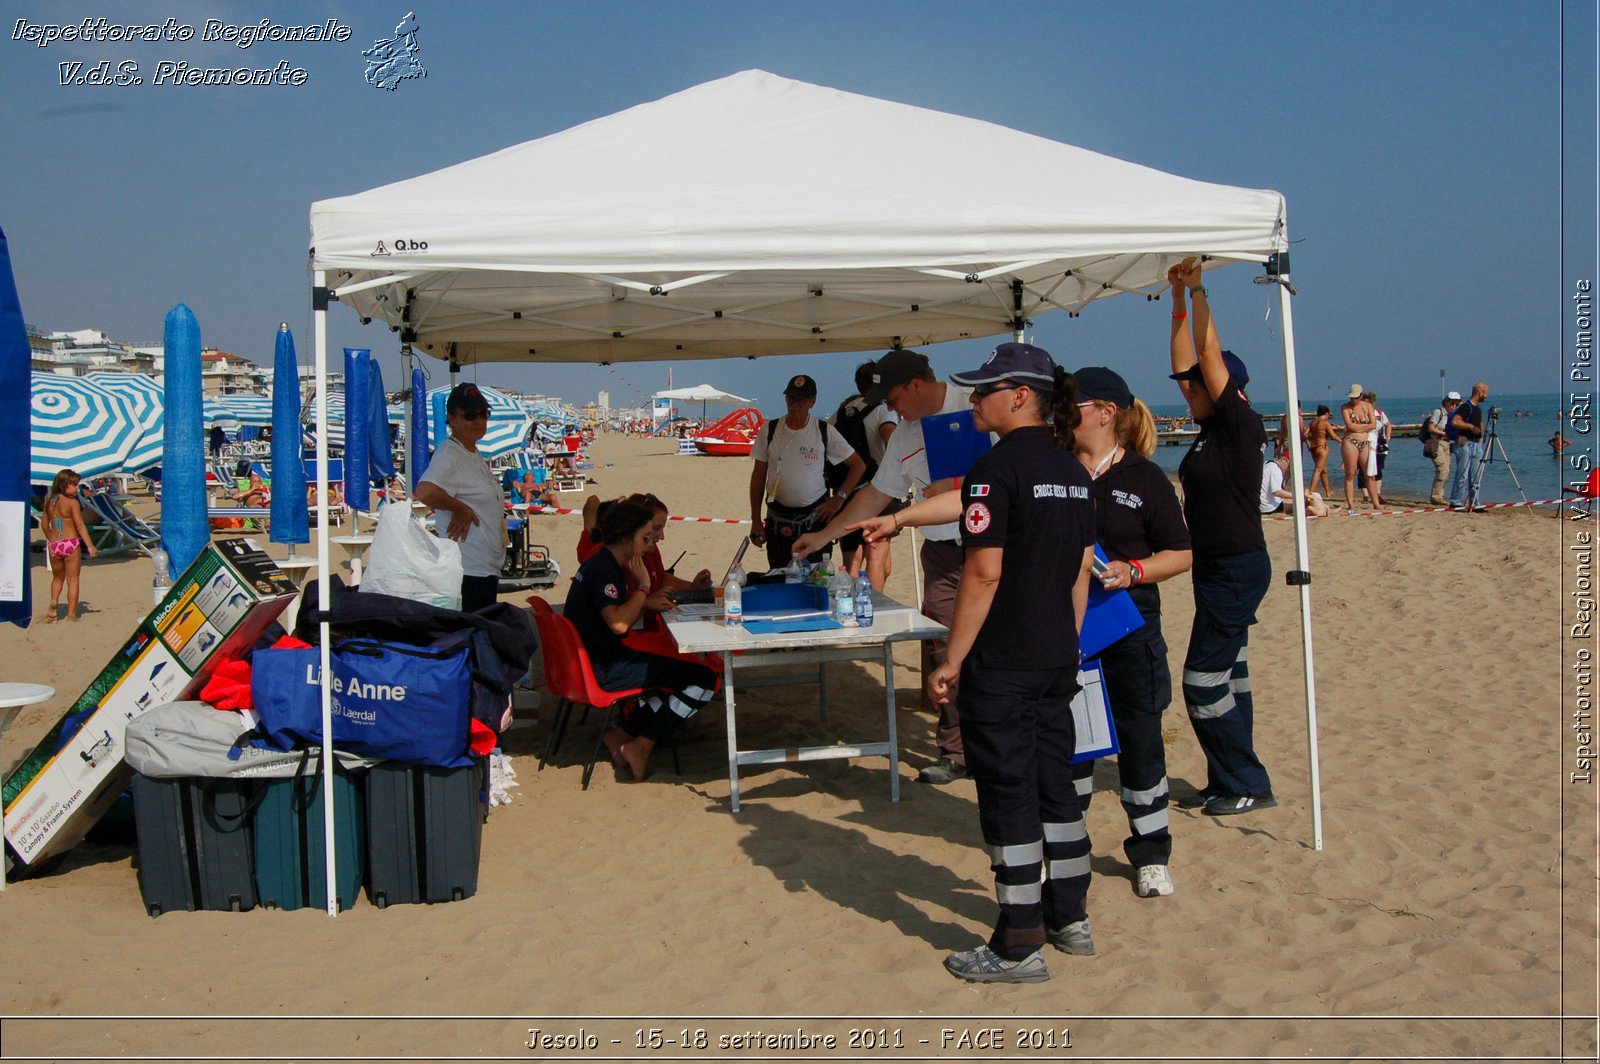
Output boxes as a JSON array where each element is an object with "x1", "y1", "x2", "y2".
[
  {"x1": 791, "y1": 348, "x2": 977, "y2": 784},
  {"x1": 414, "y1": 382, "x2": 506, "y2": 612}
]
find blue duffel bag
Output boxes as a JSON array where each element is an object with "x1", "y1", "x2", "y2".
[{"x1": 251, "y1": 637, "x2": 474, "y2": 768}]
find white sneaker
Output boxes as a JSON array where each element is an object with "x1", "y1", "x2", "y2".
[{"x1": 1136, "y1": 864, "x2": 1174, "y2": 898}]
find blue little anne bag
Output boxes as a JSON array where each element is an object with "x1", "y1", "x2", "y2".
[{"x1": 251, "y1": 638, "x2": 473, "y2": 768}]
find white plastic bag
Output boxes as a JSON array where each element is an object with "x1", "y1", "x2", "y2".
[{"x1": 360, "y1": 502, "x2": 464, "y2": 609}]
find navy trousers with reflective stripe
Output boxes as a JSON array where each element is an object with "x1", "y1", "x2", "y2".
[
  {"x1": 595, "y1": 651, "x2": 718, "y2": 745},
  {"x1": 1075, "y1": 623, "x2": 1173, "y2": 868},
  {"x1": 957, "y1": 656, "x2": 1090, "y2": 960},
  {"x1": 1182, "y1": 548, "x2": 1272, "y2": 798}
]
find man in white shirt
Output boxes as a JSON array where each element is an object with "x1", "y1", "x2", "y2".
[
  {"x1": 749, "y1": 373, "x2": 864, "y2": 570},
  {"x1": 826, "y1": 360, "x2": 900, "y2": 586},
  {"x1": 792, "y1": 348, "x2": 976, "y2": 784}
]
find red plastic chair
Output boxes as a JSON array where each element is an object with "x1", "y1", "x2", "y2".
[{"x1": 530, "y1": 604, "x2": 686, "y2": 788}]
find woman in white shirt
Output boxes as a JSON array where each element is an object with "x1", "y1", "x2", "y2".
[{"x1": 414, "y1": 383, "x2": 506, "y2": 612}]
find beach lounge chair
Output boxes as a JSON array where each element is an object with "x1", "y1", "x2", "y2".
[{"x1": 80, "y1": 491, "x2": 162, "y2": 556}]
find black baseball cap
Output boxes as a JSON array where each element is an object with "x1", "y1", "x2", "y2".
[
  {"x1": 1072, "y1": 366, "x2": 1134, "y2": 409},
  {"x1": 446, "y1": 382, "x2": 490, "y2": 417},
  {"x1": 783, "y1": 374, "x2": 818, "y2": 399},
  {"x1": 1170, "y1": 349, "x2": 1249, "y2": 387},
  {"x1": 863, "y1": 348, "x2": 932, "y2": 405}
]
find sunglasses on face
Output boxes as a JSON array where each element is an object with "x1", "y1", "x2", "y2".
[
  {"x1": 971, "y1": 382, "x2": 1022, "y2": 400},
  {"x1": 457, "y1": 410, "x2": 489, "y2": 422}
]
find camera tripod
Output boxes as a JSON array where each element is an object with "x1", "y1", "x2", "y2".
[{"x1": 1465, "y1": 408, "x2": 1530, "y2": 510}]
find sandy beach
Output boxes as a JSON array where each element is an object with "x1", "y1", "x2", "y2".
[{"x1": 0, "y1": 431, "x2": 1591, "y2": 1061}]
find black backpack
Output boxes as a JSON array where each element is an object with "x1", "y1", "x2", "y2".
[{"x1": 825, "y1": 395, "x2": 880, "y2": 491}]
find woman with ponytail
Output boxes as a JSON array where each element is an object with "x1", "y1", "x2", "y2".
[
  {"x1": 1068, "y1": 367, "x2": 1193, "y2": 899},
  {"x1": 850, "y1": 342, "x2": 1098, "y2": 985}
]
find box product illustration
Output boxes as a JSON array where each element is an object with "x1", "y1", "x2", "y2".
[{"x1": 3, "y1": 539, "x2": 297, "y2": 872}]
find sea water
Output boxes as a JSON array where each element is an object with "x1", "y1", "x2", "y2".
[{"x1": 1146, "y1": 392, "x2": 1592, "y2": 506}]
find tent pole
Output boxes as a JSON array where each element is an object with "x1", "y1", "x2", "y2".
[
  {"x1": 312, "y1": 271, "x2": 341, "y2": 913},
  {"x1": 1011, "y1": 278, "x2": 1025, "y2": 342},
  {"x1": 401, "y1": 344, "x2": 413, "y2": 488},
  {"x1": 1270, "y1": 248, "x2": 1324, "y2": 851}
]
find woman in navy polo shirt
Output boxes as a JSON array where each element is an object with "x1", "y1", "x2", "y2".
[
  {"x1": 852, "y1": 342, "x2": 1097, "y2": 985},
  {"x1": 563, "y1": 501, "x2": 717, "y2": 782},
  {"x1": 1166, "y1": 258, "x2": 1275, "y2": 816},
  {"x1": 1067, "y1": 366, "x2": 1193, "y2": 899}
]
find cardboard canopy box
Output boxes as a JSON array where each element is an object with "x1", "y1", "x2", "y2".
[{"x1": 3, "y1": 539, "x2": 297, "y2": 872}]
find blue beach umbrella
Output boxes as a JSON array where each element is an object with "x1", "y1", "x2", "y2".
[
  {"x1": 201, "y1": 398, "x2": 243, "y2": 439},
  {"x1": 269, "y1": 325, "x2": 308, "y2": 548},
  {"x1": 366, "y1": 359, "x2": 394, "y2": 481},
  {"x1": 0, "y1": 227, "x2": 33, "y2": 628},
  {"x1": 29, "y1": 374, "x2": 139, "y2": 484},
  {"x1": 87, "y1": 372, "x2": 164, "y2": 473},
  {"x1": 427, "y1": 383, "x2": 531, "y2": 460},
  {"x1": 408, "y1": 367, "x2": 430, "y2": 483},
  {"x1": 211, "y1": 394, "x2": 274, "y2": 426},
  {"x1": 162, "y1": 305, "x2": 207, "y2": 576}
]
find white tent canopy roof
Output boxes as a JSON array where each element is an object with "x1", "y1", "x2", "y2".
[
  {"x1": 654, "y1": 384, "x2": 751, "y2": 404},
  {"x1": 310, "y1": 69, "x2": 1286, "y2": 366}
]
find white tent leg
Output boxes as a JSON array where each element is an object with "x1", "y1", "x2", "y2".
[
  {"x1": 1273, "y1": 252, "x2": 1323, "y2": 851},
  {"x1": 313, "y1": 271, "x2": 341, "y2": 913}
]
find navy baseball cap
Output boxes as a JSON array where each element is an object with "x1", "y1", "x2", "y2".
[
  {"x1": 445, "y1": 382, "x2": 490, "y2": 416},
  {"x1": 1169, "y1": 349, "x2": 1249, "y2": 387},
  {"x1": 1072, "y1": 366, "x2": 1135, "y2": 409},
  {"x1": 783, "y1": 374, "x2": 818, "y2": 399},
  {"x1": 950, "y1": 342, "x2": 1059, "y2": 390}
]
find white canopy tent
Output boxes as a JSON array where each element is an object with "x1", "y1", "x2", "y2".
[{"x1": 303, "y1": 70, "x2": 1321, "y2": 914}]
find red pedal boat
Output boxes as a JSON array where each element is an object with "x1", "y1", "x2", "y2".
[{"x1": 693, "y1": 407, "x2": 764, "y2": 457}]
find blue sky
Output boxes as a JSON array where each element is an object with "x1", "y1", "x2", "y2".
[{"x1": 1, "y1": 1, "x2": 1588, "y2": 414}]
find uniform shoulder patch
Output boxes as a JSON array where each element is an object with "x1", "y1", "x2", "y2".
[{"x1": 964, "y1": 502, "x2": 991, "y2": 534}]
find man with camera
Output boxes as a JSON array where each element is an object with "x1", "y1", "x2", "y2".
[{"x1": 1446, "y1": 381, "x2": 1490, "y2": 511}]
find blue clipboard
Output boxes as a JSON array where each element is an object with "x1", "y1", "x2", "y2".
[
  {"x1": 1082, "y1": 544, "x2": 1146, "y2": 659},
  {"x1": 922, "y1": 410, "x2": 992, "y2": 482},
  {"x1": 1069, "y1": 661, "x2": 1118, "y2": 764}
]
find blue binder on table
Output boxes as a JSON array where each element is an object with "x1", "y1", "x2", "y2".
[
  {"x1": 1082, "y1": 544, "x2": 1146, "y2": 659},
  {"x1": 922, "y1": 411, "x2": 992, "y2": 483}
]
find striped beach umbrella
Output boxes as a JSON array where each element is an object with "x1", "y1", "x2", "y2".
[
  {"x1": 30, "y1": 373, "x2": 140, "y2": 484},
  {"x1": 201, "y1": 398, "x2": 242, "y2": 438},
  {"x1": 427, "y1": 383, "x2": 531, "y2": 460},
  {"x1": 87, "y1": 372, "x2": 165, "y2": 473},
  {"x1": 211, "y1": 393, "x2": 274, "y2": 426}
]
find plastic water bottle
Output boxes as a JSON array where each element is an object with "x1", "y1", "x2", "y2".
[
  {"x1": 784, "y1": 556, "x2": 802, "y2": 583},
  {"x1": 723, "y1": 562, "x2": 744, "y2": 627},
  {"x1": 854, "y1": 571, "x2": 874, "y2": 627},
  {"x1": 150, "y1": 548, "x2": 171, "y2": 606},
  {"x1": 829, "y1": 566, "x2": 856, "y2": 626}
]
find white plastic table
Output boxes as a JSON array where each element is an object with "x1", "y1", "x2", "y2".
[
  {"x1": 665, "y1": 594, "x2": 946, "y2": 812},
  {"x1": 275, "y1": 557, "x2": 319, "y2": 629},
  {"x1": 0, "y1": 683, "x2": 55, "y2": 892},
  {"x1": 329, "y1": 534, "x2": 375, "y2": 585}
]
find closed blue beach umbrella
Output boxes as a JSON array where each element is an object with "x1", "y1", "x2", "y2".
[
  {"x1": 408, "y1": 367, "x2": 430, "y2": 482},
  {"x1": 29, "y1": 374, "x2": 139, "y2": 483},
  {"x1": 0, "y1": 227, "x2": 33, "y2": 627},
  {"x1": 162, "y1": 304, "x2": 207, "y2": 575},
  {"x1": 342, "y1": 348, "x2": 371, "y2": 512},
  {"x1": 366, "y1": 359, "x2": 394, "y2": 481},
  {"x1": 270, "y1": 325, "x2": 308, "y2": 547}
]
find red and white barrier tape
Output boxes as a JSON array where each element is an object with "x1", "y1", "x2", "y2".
[
  {"x1": 517, "y1": 505, "x2": 753, "y2": 525},
  {"x1": 1269, "y1": 498, "x2": 1572, "y2": 521}
]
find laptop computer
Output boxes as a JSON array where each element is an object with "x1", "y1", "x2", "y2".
[{"x1": 672, "y1": 538, "x2": 750, "y2": 604}]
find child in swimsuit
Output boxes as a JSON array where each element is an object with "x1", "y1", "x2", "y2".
[{"x1": 41, "y1": 468, "x2": 98, "y2": 622}]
